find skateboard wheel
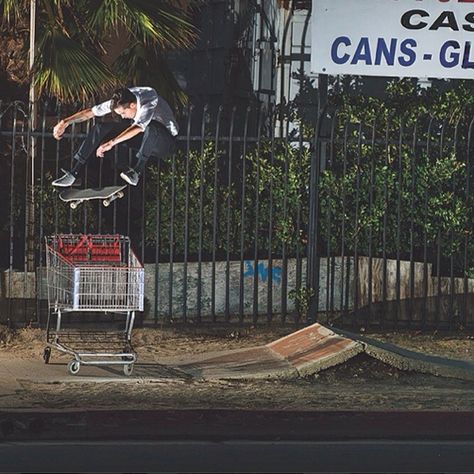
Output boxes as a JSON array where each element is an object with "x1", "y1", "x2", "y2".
[
  {"x1": 103, "y1": 199, "x2": 110, "y2": 207},
  {"x1": 70, "y1": 202, "x2": 78, "y2": 209},
  {"x1": 117, "y1": 191, "x2": 124, "y2": 199}
]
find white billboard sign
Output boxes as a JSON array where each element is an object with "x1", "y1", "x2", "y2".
[{"x1": 311, "y1": 0, "x2": 474, "y2": 79}]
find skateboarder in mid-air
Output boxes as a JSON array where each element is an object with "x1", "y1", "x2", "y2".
[{"x1": 52, "y1": 86, "x2": 178, "y2": 187}]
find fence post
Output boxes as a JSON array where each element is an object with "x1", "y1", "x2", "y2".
[{"x1": 307, "y1": 75, "x2": 327, "y2": 322}]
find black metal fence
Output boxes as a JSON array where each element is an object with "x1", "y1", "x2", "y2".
[
  {"x1": 1, "y1": 99, "x2": 474, "y2": 330},
  {"x1": 311, "y1": 108, "x2": 474, "y2": 331}
]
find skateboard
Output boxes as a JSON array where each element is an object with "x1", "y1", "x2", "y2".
[{"x1": 59, "y1": 185, "x2": 127, "y2": 209}]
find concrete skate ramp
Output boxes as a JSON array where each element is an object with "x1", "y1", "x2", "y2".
[
  {"x1": 172, "y1": 323, "x2": 362, "y2": 380},
  {"x1": 267, "y1": 323, "x2": 363, "y2": 377},
  {"x1": 169, "y1": 345, "x2": 298, "y2": 380},
  {"x1": 171, "y1": 322, "x2": 474, "y2": 381}
]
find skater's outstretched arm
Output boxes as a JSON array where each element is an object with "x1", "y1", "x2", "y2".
[
  {"x1": 53, "y1": 108, "x2": 95, "y2": 140},
  {"x1": 96, "y1": 124, "x2": 143, "y2": 158}
]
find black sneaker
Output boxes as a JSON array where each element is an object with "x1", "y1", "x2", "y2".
[
  {"x1": 52, "y1": 169, "x2": 76, "y2": 187},
  {"x1": 120, "y1": 168, "x2": 139, "y2": 186}
]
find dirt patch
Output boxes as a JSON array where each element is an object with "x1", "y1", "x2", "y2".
[
  {"x1": 0, "y1": 324, "x2": 44, "y2": 357},
  {"x1": 0, "y1": 324, "x2": 14, "y2": 346},
  {"x1": 366, "y1": 331, "x2": 474, "y2": 360}
]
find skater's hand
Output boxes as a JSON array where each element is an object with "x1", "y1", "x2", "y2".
[
  {"x1": 96, "y1": 140, "x2": 114, "y2": 158},
  {"x1": 53, "y1": 120, "x2": 67, "y2": 140}
]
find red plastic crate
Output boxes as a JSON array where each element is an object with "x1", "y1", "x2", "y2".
[{"x1": 56, "y1": 234, "x2": 122, "y2": 264}]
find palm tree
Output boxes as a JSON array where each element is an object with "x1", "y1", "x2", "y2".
[{"x1": 0, "y1": 0, "x2": 201, "y2": 106}]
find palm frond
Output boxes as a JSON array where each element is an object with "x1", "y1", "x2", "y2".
[
  {"x1": 86, "y1": 0, "x2": 197, "y2": 49},
  {"x1": 33, "y1": 25, "x2": 118, "y2": 101},
  {"x1": 2, "y1": 0, "x2": 201, "y2": 102},
  {"x1": 0, "y1": 0, "x2": 27, "y2": 23}
]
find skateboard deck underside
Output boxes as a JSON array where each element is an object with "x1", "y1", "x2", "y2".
[{"x1": 60, "y1": 185, "x2": 126, "y2": 202}]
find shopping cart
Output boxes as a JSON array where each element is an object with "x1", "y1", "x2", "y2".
[{"x1": 44, "y1": 234, "x2": 144, "y2": 376}]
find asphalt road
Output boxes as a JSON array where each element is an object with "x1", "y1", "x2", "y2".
[
  {"x1": 1, "y1": 409, "x2": 473, "y2": 472},
  {"x1": 1, "y1": 439, "x2": 474, "y2": 472}
]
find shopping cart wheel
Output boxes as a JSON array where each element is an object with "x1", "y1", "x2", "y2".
[
  {"x1": 123, "y1": 364, "x2": 134, "y2": 376},
  {"x1": 43, "y1": 347, "x2": 51, "y2": 364},
  {"x1": 67, "y1": 360, "x2": 81, "y2": 375}
]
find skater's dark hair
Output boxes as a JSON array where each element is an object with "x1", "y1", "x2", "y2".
[{"x1": 111, "y1": 88, "x2": 137, "y2": 109}]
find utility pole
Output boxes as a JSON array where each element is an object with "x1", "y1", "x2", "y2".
[{"x1": 26, "y1": 0, "x2": 37, "y2": 273}]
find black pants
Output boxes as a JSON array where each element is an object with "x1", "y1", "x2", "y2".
[{"x1": 73, "y1": 120, "x2": 176, "y2": 174}]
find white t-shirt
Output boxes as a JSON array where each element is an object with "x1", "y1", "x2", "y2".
[{"x1": 91, "y1": 86, "x2": 179, "y2": 136}]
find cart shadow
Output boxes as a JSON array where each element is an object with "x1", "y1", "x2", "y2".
[
  {"x1": 44, "y1": 360, "x2": 193, "y2": 381},
  {"x1": 100, "y1": 362, "x2": 193, "y2": 380}
]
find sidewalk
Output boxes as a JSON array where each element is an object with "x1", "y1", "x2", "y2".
[{"x1": 1, "y1": 322, "x2": 473, "y2": 390}]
